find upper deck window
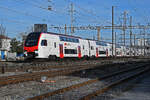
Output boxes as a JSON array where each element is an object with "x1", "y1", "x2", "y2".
[
  {"x1": 59, "y1": 36, "x2": 79, "y2": 43},
  {"x1": 96, "y1": 41, "x2": 107, "y2": 46},
  {"x1": 116, "y1": 45, "x2": 121, "y2": 48}
]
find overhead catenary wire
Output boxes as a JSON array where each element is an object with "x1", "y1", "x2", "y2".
[
  {"x1": 75, "y1": 11, "x2": 102, "y2": 25},
  {"x1": 64, "y1": 0, "x2": 114, "y2": 25},
  {"x1": 12, "y1": 0, "x2": 70, "y2": 26},
  {"x1": 12, "y1": 0, "x2": 111, "y2": 26},
  {"x1": 15, "y1": 0, "x2": 68, "y2": 16},
  {"x1": 64, "y1": 0, "x2": 101, "y2": 19},
  {"x1": 19, "y1": 0, "x2": 104, "y2": 32},
  {"x1": 0, "y1": 5, "x2": 51, "y2": 23},
  {"x1": 0, "y1": 18, "x2": 30, "y2": 25}
]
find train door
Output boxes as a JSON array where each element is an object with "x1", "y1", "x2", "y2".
[
  {"x1": 96, "y1": 48, "x2": 98, "y2": 57},
  {"x1": 59, "y1": 44, "x2": 64, "y2": 58},
  {"x1": 106, "y1": 49, "x2": 108, "y2": 57},
  {"x1": 40, "y1": 39, "x2": 49, "y2": 57},
  {"x1": 78, "y1": 46, "x2": 81, "y2": 58},
  {"x1": 88, "y1": 40, "x2": 91, "y2": 57}
]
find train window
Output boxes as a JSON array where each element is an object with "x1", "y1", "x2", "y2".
[
  {"x1": 103, "y1": 43, "x2": 107, "y2": 46},
  {"x1": 63, "y1": 37, "x2": 66, "y2": 41},
  {"x1": 41, "y1": 40, "x2": 47, "y2": 46},
  {"x1": 60, "y1": 37, "x2": 64, "y2": 41},
  {"x1": 25, "y1": 32, "x2": 41, "y2": 47},
  {"x1": 83, "y1": 45, "x2": 84, "y2": 50},
  {"x1": 54, "y1": 42, "x2": 56, "y2": 48},
  {"x1": 59, "y1": 36, "x2": 79, "y2": 43},
  {"x1": 65, "y1": 49, "x2": 77, "y2": 54},
  {"x1": 68, "y1": 38, "x2": 71, "y2": 42},
  {"x1": 91, "y1": 46, "x2": 94, "y2": 50},
  {"x1": 70, "y1": 38, "x2": 73, "y2": 42},
  {"x1": 75, "y1": 39, "x2": 79, "y2": 43},
  {"x1": 96, "y1": 41, "x2": 107, "y2": 46},
  {"x1": 117, "y1": 52, "x2": 120, "y2": 55},
  {"x1": 99, "y1": 51, "x2": 106, "y2": 54},
  {"x1": 63, "y1": 37, "x2": 65, "y2": 41},
  {"x1": 66, "y1": 38, "x2": 70, "y2": 42},
  {"x1": 72, "y1": 39, "x2": 75, "y2": 42}
]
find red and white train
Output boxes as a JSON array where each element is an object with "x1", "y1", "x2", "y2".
[{"x1": 24, "y1": 32, "x2": 125, "y2": 59}]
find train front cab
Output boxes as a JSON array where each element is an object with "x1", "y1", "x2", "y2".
[{"x1": 24, "y1": 32, "x2": 41, "y2": 58}]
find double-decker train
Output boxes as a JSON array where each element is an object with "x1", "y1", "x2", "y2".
[{"x1": 24, "y1": 32, "x2": 141, "y2": 60}]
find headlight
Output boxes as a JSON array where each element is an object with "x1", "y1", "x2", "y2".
[
  {"x1": 35, "y1": 50, "x2": 38, "y2": 53},
  {"x1": 24, "y1": 51, "x2": 27, "y2": 54}
]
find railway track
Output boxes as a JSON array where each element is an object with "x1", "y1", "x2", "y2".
[
  {"x1": 0, "y1": 64, "x2": 102, "y2": 86},
  {"x1": 26, "y1": 63, "x2": 150, "y2": 100},
  {"x1": 0, "y1": 57, "x2": 145, "y2": 73},
  {"x1": 80, "y1": 66, "x2": 150, "y2": 100},
  {"x1": 0, "y1": 60, "x2": 145, "y2": 87}
]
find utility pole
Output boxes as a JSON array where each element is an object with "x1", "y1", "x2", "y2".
[
  {"x1": 123, "y1": 11, "x2": 127, "y2": 51},
  {"x1": 140, "y1": 30, "x2": 143, "y2": 55},
  {"x1": 129, "y1": 16, "x2": 132, "y2": 56},
  {"x1": 65, "y1": 24, "x2": 67, "y2": 35},
  {"x1": 134, "y1": 34, "x2": 136, "y2": 56},
  {"x1": 143, "y1": 28, "x2": 146, "y2": 56},
  {"x1": 70, "y1": 3, "x2": 75, "y2": 35},
  {"x1": 115, "y1": 32, "x2": 117, "y2": 56},
  {"x1": 112, "y1": 6, "x2": 114, "y2": 56},
  {"x1": 97, "y1": 27, "x2": 100, "y2": 41},
  {"x1": 47, "y1": 0, "x2": 52, "y2": 11}
]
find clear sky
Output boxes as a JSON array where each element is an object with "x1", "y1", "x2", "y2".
[{"x1": 0, "y1": 0, "x2": 150, "y2": 43}]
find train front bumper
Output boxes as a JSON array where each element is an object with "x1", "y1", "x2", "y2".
[{"x1": 24, "y1": 51, "x2": 38, "y2": 57}]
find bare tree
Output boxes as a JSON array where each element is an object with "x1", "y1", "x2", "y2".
[{"x1": 0, "y1": 24, "x2": 6, "y2": 35}]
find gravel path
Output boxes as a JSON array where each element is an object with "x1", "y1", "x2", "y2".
[{"x1": 0, "y1": 76, "x2": 91, "y2": 100}]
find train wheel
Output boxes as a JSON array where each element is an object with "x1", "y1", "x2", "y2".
[
  {"x1": 48, "y1": 55, "x2": 57, "y2": 61},
  {"x1": 83, "y1": 55, "x2": 89, "y2": 60},
  {"x1": 91, "y1": 55, "x2": 96, "y2": 59}
]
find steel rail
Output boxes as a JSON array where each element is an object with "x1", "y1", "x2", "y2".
[
  {"x1": 0, "y1": 57, "x2": 144, "y2": 73},
  {"x1": 26, "y1": 63, "x2": 148, "y2": 100},
  {"x1": 0, "y1": 64, "x2": 98, "y2": 86},
  {"x1": 79, "y1": 66, "x2": 150, "y2": 100}
]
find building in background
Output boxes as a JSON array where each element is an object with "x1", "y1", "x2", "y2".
[
  {"x1": 0, "y1": 35, "x2": 11, "y2": 60},
  {"x1": 137, "y1": 38, "x2": 150, "y2": 56},
  {"x1": 137, "y1": 39, "x2": 148, "y2": 46},
  {"x1": 34, "y1": 24, "x2": 47, "y2": 32}
]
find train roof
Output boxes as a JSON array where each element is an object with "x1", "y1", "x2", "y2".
[
  {"x1": 29, "y1": 32, "x2": 111, "y2": 44},
  {"x1": 30, "y1": 32, "x2": 82, "y2": 39}
]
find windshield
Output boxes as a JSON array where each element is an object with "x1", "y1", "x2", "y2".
[{"x1": 25, "y1": 32, "x2": 41, "y2": 47}]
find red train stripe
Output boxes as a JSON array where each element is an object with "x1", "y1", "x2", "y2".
[
  {"x1": 106, "y1": 49, "x2": 108, "y2": 57},
  {"x1": 59, "y1": 44, "x2": 64, "y2": 58},
  {"x1": 24, "y1": 46, "x2": 38, "y2": 52},
  {"x1": 78, "y1": 46, "x2": 81, "y2": 58},
  {"x1": 96, "y1": 48, "x2": 98, "y2": 57}
]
